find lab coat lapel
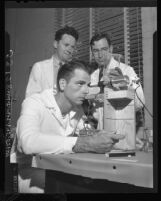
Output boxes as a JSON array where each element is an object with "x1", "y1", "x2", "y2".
[
  {"x1": 50, "y1": 105, "x2": 68, "y2": 129},
  {"x1": 41, "y1": 89, "x2": 66, "y2": 128},
  {"x1": 108, "y1": 57, "x2": 120, "y2": 70},
  {"x1": 91, "y1": 69, "x2": 100, "y2": 86},
  {"x1": 44, "y1": 57, "x2": 54, "y2": 88},
  {"x1": 44, "y1": 56, "x2": 60, "y2": 88}
]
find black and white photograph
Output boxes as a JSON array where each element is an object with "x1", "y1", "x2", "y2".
[{"x1": 3, "y1": 1, "x2": 157, "y2": 197}]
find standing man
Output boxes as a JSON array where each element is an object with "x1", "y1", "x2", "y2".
[
  {"x1": 89, "y1": 33, "x2": 145, "y2": 129},
  {"x1": 25, "y1": 25, "x2": 79, "y2": 97},
  {"x1": 16, "y1": 60, "x2": 124, "y2": 193}
]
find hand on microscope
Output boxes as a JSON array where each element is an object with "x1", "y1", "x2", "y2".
[
  {"x1": 106, "y1": 67, "x2": 130, "y2": 90},
  {"x1": 95, "y1": 93, "x2": 104, "y2": 103},
  {"x1": 102, "y1": 67, "x2": 125, "y2": 87},
  {"x1": 108, "y1": 67, "x2": 123, "y2": 78}
]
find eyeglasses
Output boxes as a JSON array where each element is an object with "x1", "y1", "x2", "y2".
[{"x1": 92, "y1": 47, "x2": 110, "y2": 54}]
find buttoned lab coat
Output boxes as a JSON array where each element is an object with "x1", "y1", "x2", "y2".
[
  {"x1": 25, "y1": 56, "x2": 61, "y2": 98},
  {"x1": 89, "y1": 57, "x2": 145, "y2": 129}
]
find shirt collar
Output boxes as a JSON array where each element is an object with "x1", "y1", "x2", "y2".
[{"x1": 52, "y1": 55, "x2": 65, "y2": 67}]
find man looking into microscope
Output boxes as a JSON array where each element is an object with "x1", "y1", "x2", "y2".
[{"x1": 16, "y1": 60, "x2": 125, "y2": 193}]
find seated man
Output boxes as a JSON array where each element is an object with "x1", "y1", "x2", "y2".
[{"x1": 15, "y1": 60, "x2": 125, "y2": 193}]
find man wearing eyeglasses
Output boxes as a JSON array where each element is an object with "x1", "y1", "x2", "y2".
[
  {"x1": 89, "y1": 32, "x2": 145, "y2": 130},
  {"x1": 25, "y1": 25, "x2": 79, "y2": 97}
]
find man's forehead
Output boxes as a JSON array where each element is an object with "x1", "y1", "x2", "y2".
[
  {"x1": 73, "y1": 68, "x2": 87, "y2": 75},
  {"x1": 93, "y1": 38, "x2": 110, "y2": 47},
  {"x1": 61, "y1": 34, "x2": 76, "y2": 42},
  {"x1": 70, "y1": 68, "x2": 90, "y2": 79}
]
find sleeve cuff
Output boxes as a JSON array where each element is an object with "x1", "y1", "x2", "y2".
[{"x1": 63, "y1": 137, "x2": 78, "y2": 154}]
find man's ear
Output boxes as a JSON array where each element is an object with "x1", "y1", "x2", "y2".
[
  {"x1": 53, "y1": 40, "x2": 58, "y2": 49},
  {"x1": 109, "y1": 45, "x2": 113, "y2": 53},
  {"x1": 59, "y1": 79, "x2": 67, "y2": 91}
]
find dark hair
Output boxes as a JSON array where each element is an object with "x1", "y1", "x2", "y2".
[
  {"x1": 55, "y1": 25, "x2": 79, "y2": 41},
  {"x1": 57, "y1": 60, "x2": 90, "y2": 91},
  {"x1": 90, "y1": 33, "x2": 111, "y2": 48}
]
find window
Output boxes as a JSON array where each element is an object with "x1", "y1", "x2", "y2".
[
  {"x1": 93, "y1": 8, "x2": 125, "y2": 59},
  {"x1": 61, "y1": 8, "x2": 90, "y2": 61},
  {"x1": 126, "y1": 7, "x2": 143, "y2": 86},
  {"x1": 61, "y1": 7, "x2": 143, "y2": 85}
]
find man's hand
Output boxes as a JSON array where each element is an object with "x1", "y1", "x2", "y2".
[
  {"x1": 108, "y1": 68, "x2": 129, "y2": 90},
  {"x1": 95, "y1": 93, "x2": 104, "y2": 103},
  {"x1": 108, "y1": 67, "x2": 124, "y2": 80},
  {"x1": 72, "y1": 131, "x2": 125, "y2": 154}
]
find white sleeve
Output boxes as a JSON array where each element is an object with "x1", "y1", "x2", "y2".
[
  {"x1": 16, "y1": 98, "x2": 77, "y2": 155},
  {"x1": 25, "y1": 63, "x2": 42, "y2": 98}
]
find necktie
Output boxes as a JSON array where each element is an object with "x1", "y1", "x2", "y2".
[
  {"x1": 99, "y1": 67, "x2": 103, "y2": 82},
  {"x1": 98, "y1": 67, "x2": 104, "y2": 93}
]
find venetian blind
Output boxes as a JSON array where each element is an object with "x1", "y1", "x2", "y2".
[
  {"x1": 60, "y1": 7, "x2": 144, "y2": 86},
  {"x1": 126, "y1": 7, "x2": 144, "y2": 128},
  {"x1": 92, "y1": 8, "x2": 125, "y2": 62},
  {"x1": 126, "y1": 7, "x2": 143, "y2": 86},
  {"x1": 61, "y1": 8, "x2": 90, "y2": 61}
]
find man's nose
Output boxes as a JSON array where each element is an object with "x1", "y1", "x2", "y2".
[
  {"x1": 98, "y1": 50, "x2": 103, "y2": 58},
  {"x1": 67, "y1": 46, "x2": 74, "y2": 54},
  {"x1": 83, "y1": 85, "x2": 89, "y2": 94}
]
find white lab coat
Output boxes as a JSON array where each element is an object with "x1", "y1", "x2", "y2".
[
  {"x1": 25, "y1": 56, "x2": 61, "y2": 97},
  {"x1": 13, "y1": 89, "x2": 85, "y2": 193},
  {"x1": 17, "y1": 88, "x2": 85, "y2": 155},
  {"x1": 90, "y1": 57, "x2": 145, "y2": 129}
]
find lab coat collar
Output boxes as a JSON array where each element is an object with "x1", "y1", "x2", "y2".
[
  {"x1": 45, "y1": 56, "x2": 64, "y2": 89},
  {"x1": 108, "y1": 57, "x2": 120, "y2": 70},
  {"x1": 40, "y1": 89, "x2": 78, "y2": 124}
]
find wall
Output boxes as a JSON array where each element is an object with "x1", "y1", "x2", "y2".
[
  {"x1": 141, "y1": 7, "x2": 157, "y2": 130},
  {"x1": 5, "y1": 8, "x2": 59, "y2": 126}
]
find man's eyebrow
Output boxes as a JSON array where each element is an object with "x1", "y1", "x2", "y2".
[
  {"x1": 75, "y1": 80, "x2": 86, "y2": 83},
  {"x1": 75, "y1": 80, "x2": 91, "y2": 85},
  {"x1": 93, "y1": 47, "x2": 109, "y2": 49}
]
